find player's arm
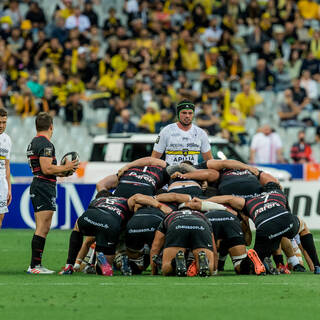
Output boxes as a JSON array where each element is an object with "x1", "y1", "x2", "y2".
[
  {"x1": 5, "y1": 159, "x2": 11, "y2": 206},
  {"x1": 128, "y1": 194, "x2": 161, "y2": 211},
  {"x1": 150, "y1": 230, "x2": 165, "y2": 275},
  {"x1": 151, "y1": 150, "x2": 163, "y2": 159},
  {"x1": 206, "y1": 159, "x2": 259, "y2": 176},
  {"x1": 96, "y1": 174, "x2": 119, "y2": 192},
  {"x1": 205, "y1": 195, "x2": 245, "y2": 211},
  {"x1": 155, "y1": 192, "x2": 192, "y2": 204},
  {"x1": 39, "y1": 157, "x2": 78, "y2": 175},
  {"x1": 240, "y1": 214, "x2": 252, "y2": 246},
  {"x1": 259, "y1": 171, "x2": 280, "y2": 186},
  {"x1": 202, "y1": 150, "x2": 213, "y2": 161},
  {"x1": 117, "y1": 156, "x2": 167, "y2": 177},
  {"x1": 170, "y1": 168, "x2": 219, "y2": 182}
]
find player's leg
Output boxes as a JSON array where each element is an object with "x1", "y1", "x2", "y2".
[
  {"x1": 192, "y1": 248, "x2": 214, "y2": 276},
  {"x1": 298, "y1": 217, "x2": 320, "y2": 274},
  {"x1": 162, "y1": 247, "x2": 187, "y2": 276},
  {"x1": 278, "y1": 237, "x2": 304, "y2": 272},
  {"x1": 0, "y1": 214, "x2": 5, "y2": 228}
]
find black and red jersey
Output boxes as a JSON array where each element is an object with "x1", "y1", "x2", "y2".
[
  {"x1": 218, "y1": 169, "x2": 262, "y2": 197},
  {"x1": 243, "y1": 189, "x2": 289, "y2": 226},
  {"x1": 158, "y1": 209, "x2": 212, "y2": 234},
  {"x1": 89, "y1": 196, "x2": 131, "y2": 227},
  {"x1": 119, "y1": 165, "x2": 169, "y2": 191},
  {"x1": 26, "y1": 135, "x2": 57, "y2": 184}
]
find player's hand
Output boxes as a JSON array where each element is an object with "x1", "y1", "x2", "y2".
[
  {"x1": 159, "y1": 204, "x2": 172, "y2": 215},
  {"x1": 7, "y1": 189, "x2": 12, "y2": 206},
  {"x1": 170, "y1": 172, "x2": 185, "y2": 179},
  {"x1": 117, "y1": 166, "x2": 128, "y2": 178},
  {"x1": 248, "y1": 166, "x2": 259, "y2": 176},
  {"x1": 64, "y1": 159, "x2": 79, "y2": 172},
  {"x1": 191, "y1": 197, "x2": 202, "y2": 203}
]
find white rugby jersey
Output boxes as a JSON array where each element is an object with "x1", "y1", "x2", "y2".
[
  {"x1": 0, "y1": 132, "x2": 11, "y2": 177},
  {"x1": 153, "y1": 123, "x2": 211, "y2": 165}
]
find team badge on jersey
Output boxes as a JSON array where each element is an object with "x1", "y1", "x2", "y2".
[{"x1": 44, "y1": 147, "x2": 53, "y2": 157}]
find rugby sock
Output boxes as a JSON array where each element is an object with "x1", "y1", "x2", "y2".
[
  {"x1": 239, "y1": 256, "x2": 251, "y2": 274},
  {"x1": 66, "y1": 231, "x2": 83, "y2": 265},
  {"x1": 300, "y1": 234, "x2": 320, "y2": 266},
  {"x1": 273, "y1": 254, "x2": 284, "y2": 267},
  {"x1": 31, "y1": 234, "x2": 46, "y2": 268}
]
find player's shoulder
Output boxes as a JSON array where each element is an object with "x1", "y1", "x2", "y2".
[
  {"x1": 160, "y1": 123, "x2": 177, "y2": 133},
  {"x1": 0, "y1": 132, "x2": 11, "y2": 145},
  {"x1": 192, "y1": 124, "x2": 209, "y2": 136}
]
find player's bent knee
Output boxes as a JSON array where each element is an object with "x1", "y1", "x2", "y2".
[{"x1": 162, "y1": 262, "x2": 173, "y2": 276}]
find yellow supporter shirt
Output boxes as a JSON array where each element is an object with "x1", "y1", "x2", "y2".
[
  {"x1": 110, "y1": 54, "x2": 128, "y2": 74},
  {"x1": 234, "y1": 92, "x2": 257, "y2": 117},
  {"x1": 298, "y1": 1, "x2": 319, "y2": 19},
  {"x1": 98, "y1": 72, "x2": 120, "y2": 92},
  {"x1": 138, "y1": 112, "x2": 161, "y2": 133},
  {"x1": 181, "y1": 50, "x2": 200, "y2": 71}
]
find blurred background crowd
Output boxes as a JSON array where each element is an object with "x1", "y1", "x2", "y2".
[{"x1": 1, "y1": 0, "x2": 320, "y2": 163}]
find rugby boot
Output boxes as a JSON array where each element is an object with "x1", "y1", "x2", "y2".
[
  {"x1": 277, "y1": 263, "x2": 291, "y2": 274},
  {"x1": 247, "y1": 249, "x2": 266, "y2": 275},
  {"x1": 292, "y1": 263, "x2": 306, "y2": 272},
  {"x1": 175, "y1": 250, "x2": 187, "y2": 277},
  {"x1": 96, "y1": 252, "x2": 113, "y2": 276},
  {"x1": 187, "y1": 260, "x2": 197, "y2": 277},
  {"x1": 198, "y1": 251, "x2": 210, "y2": 277},
  {"x1": 59, "y1": 264, "x2": 74, "y2": 275},
  {"x1": 263, "y1": 257, "x2": 280, "y2": 275},
  {"x1": 120, "y1": 254, "x2": 132, "y2": 276},
  {"x1": 82, "y1": 263, "x2": 96, "y2": 274},
  {"x1": 314, "y1": 265, "x2": 320, "y2": 274},
  {"x1": 27, "y1": 265, "x2": 55, "y2": 274}
]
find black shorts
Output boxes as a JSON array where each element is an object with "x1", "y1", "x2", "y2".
[
  {"x1": 168, "y1": 186, "x2": 203, "y2": 197},
  {"x1": 254, "y1": 212, "x2": 299, "y2": 260},
  {"x1": 114, "y1": 183, "x2": 154, "y2": 198},
  {"x1": 164, "y1": 217, "x2": 213, "y2": 251},
  {"x1": 206, "y1": 210, "x2": 245, "y2": 248},
  {"x1": 30, "y1": 178, "x2": 56, "y2": 212},
  {"x1": 77, "y1": 208, "x2": 121, "y2": 255},
  {"x1": 125, "y1": 208, "x2": 164, "y2": 251}
]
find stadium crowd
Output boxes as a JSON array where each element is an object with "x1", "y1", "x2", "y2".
[{"x1": 1, "y1": 0, "x2": 320, "y2": 162}]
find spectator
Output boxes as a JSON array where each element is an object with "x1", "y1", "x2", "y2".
[
  {"x1": 65, "y1": 6, "x2": 91, "y2": 33},
  {"x1": 3, "y1": 0, "x2": 22, "y2": 28},
  {"x1": 13, "y1": 85, "x2": 38, "y2": 118},
  {"x1": 290, "y1": 130, "x2": 313, "y2": 163},
  {"x1": 196, "y1": 101, "x2": 220, "y2": 136},
  {"x1": 201, "y1": 17, "x2": 222, "y2": 48},
  {"x1": 235, "y1": 81, "x2": 262, "y2": 117},
  {"x1": 38, "y1": 87, "x2": 61, "y2": 117},
  {"x1": 290, "y1": 78, "x2": 311, "y2": 110},
  {"x1": 278, "y1": 89, "x2": 304, "y2": 127},
  {"x1": 107, "y1": 97, "x2": 126, "y2": 133},
  {"x1": 300, "y1": 70, "x2": 318, "y2": 103},
  {"x1": 83, "y1": 0, "x2": 98, "y2": 27},
  {"x1": 273, "y1": 58, "x2": 291, "y2": 93},
  {"x1": 250, "y1": 124, "x2": 284, "y2": 164},
  {"x1": 155, "y1": 109, "x2": 172, "y2": 133},
  {"x1": 181, "y1": 42, "x2": 200, "y2": 71},
  {"x1": 65, "y1": 93, "x2": 83, "y2": 125},
  {"x1": 297, "y1": 0, "x2": 320, "y2": 21},
  {"x1": 138, "y1": 101, "x2": 160, "y2": 133},
  {"x1": 252, "y1": 58, "x2": 274, "y2": 91},
  {"x1": 103, "y1": 7, "x2": 122, "y2": 38},
  {"x1": 111, "y1": 109, "x2": 137, "y2": 134},
  {"x1": 25, "y1": 1, "x2": 46, "y2": 29},
  {"x1": 51, "y1": 15, "x2": 68, "y2": 44},
  {"x1": 287, "y1": 50, "x2": 302, "y2": 80}
]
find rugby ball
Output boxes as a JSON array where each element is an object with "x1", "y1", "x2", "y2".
[{"x1": 60, "y1": 151, "x2": 79, "y2": 176}]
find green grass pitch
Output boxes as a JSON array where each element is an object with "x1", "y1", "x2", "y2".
[{"x1": 1, "y1": 229, "x2": 320, "y2": 320}]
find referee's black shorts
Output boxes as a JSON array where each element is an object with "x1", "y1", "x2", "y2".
[{"x1": 30, "y1": 178, "x2": 57, "y2": 212}]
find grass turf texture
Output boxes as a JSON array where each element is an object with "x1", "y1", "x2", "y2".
[{"x1": 1, "y1": 230, "x2": 320, "y2": 320}]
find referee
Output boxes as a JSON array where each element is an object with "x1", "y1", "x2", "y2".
[
  {"x1": 26, "y1": 112, "x2": 78, "y2": 274},
  {"x1": 152, "y1": 100, "x2": 213, "y2": 165}
]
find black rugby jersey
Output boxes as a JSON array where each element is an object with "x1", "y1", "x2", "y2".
[
  {"x1": 243, "y1": 188, "x2": 289, "y2": 225},
  {"x1": 158, "y1": 209, "x2": 212, "y2": 234},
  {"x1": 26, "y1": 135, "x2": 57, "y2": 183},
  {"x1": 89, "y1": 196, "x2": 131, "y2": 227},
  {"x1": 218, "y1": 169, "x2": 262, "y2": 197},
  {"x1": 119, "y1": 165, "x2": 169, "y2": 191}
]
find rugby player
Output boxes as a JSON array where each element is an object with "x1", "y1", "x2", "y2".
[
  {"x1": 192, "y1": 172, "x2": 320, "y2": 274},
  {"x1": 151, "y1": 100, "x2": 213, "y2": 165},
  {"x1": 125, "y1": 193, "x2": 172, "y2": 274},
  {"x1": 0, "y1": 108, "x2": 11, "y2": 228},
  {"x1": 60, "y1": 190, "x2": 132, "y2": 275},
  {"x1": 150, "y1": 206, "x2": 217, "y2": 277},
  {"x1": 26, "y1": 112, "x2": 79, "y2": 274},
  {"x1": 97, "y1": 157, "x2": 169, "y2": 198}
]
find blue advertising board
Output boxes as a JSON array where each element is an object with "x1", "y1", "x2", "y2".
[{"x1": 3, "y1": 183, "x2": 96, "y2": 229}]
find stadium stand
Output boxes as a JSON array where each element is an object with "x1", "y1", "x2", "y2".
[{"x1": 1, "y1": 0, "x2": 320, "y2": 163}]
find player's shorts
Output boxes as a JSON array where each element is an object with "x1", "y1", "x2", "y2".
[
  {"x1": 125, "y1": 208, "x2": 164, "y2": 251},
  {"x1": 168, "y1": 186, "x2": 203, "y2": 197},
  {"x1": 30, "y1": 178, "x2": 57, "y2": 212},
  {"x1": 164, "y1": 217, "x2": 213, "y2": 251},
  {"x1": 254, "y1": 211, "x2": 299, "y2": 259},
  {"x1": 0, "y1": 176, "x2": 8, "y2": 214},
  {"x1": 206, "y1": 210, "x2": 245, "y2": 248},
  {"x1": 114, "y1": 182, "x2": 154, "y2": 198},
  {"x1": 77, "y1": 208, "x2": 121, "y2": 255}
]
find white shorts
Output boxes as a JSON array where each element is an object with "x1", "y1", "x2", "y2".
[{"x1": 0, "y1": 177, "x2": 8, "y2": 214}]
